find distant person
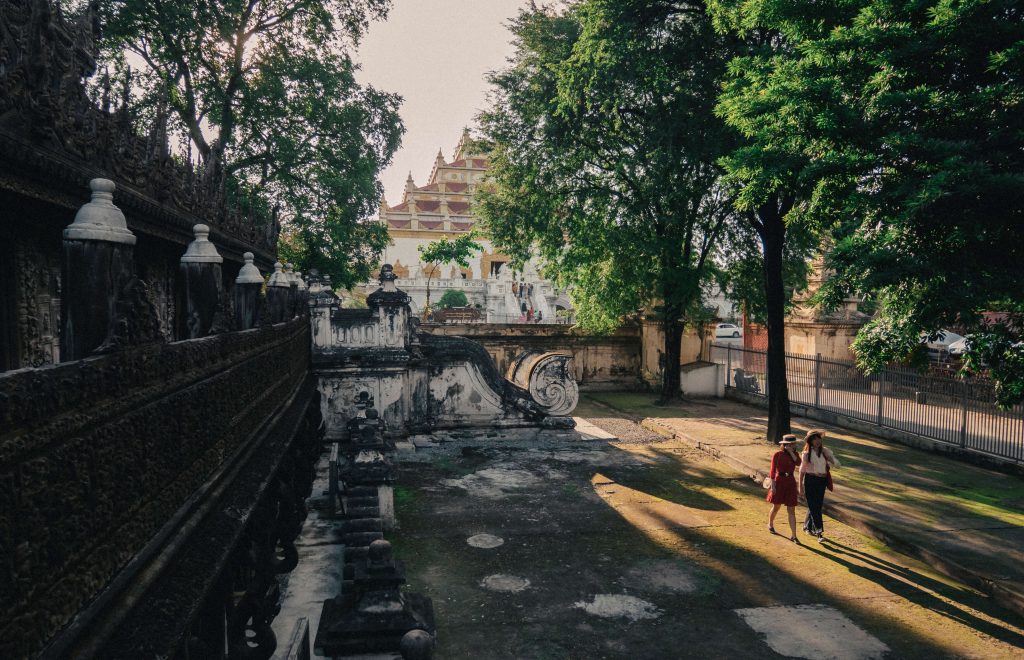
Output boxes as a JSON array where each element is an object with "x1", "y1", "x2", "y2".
[
  {"x1": 528, "y1": 283, "x2": 534, "y2": 297},
  {"x1": 527, "y1": 307, "x2": 534, "y2": 322},
  {"x1": 798, "y1": 429, "x2": 840, "y2": 542},
  {"x1": 535, "y1": 310, "x2": 542, "y2": 323},
  {"x1": 767, "y1": 434, "x2": 802, "y2": 543},
  {"x1": 512, "y1": 281, "x2": 518, "y2": 296}
]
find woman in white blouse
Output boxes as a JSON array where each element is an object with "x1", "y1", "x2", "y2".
[{"x1": 798, "y1": 429, "x2": 840, "y2": 541}]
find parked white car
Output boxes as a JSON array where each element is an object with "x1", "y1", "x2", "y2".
[
  {"x1": 947, "y1": 337, "x2": 969, "y2": 356},
  {"x1": 715, "y1": 323, "x2": 742, "y2": 339},
  {"x1": 922, "y1": 329, "x2": 964, "y2": 352}
]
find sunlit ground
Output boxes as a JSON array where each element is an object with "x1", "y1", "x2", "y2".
[{"x1": 389, "y1": 417, "x2": 1024, "y2": 659}]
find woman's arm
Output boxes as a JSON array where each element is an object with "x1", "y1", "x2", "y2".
[
  {"x1": 769, "y1": 452, "x2": 779, "y2": 479},
  {"x1": 825, "y1": 447, "x2": 841, "y2": 468}
]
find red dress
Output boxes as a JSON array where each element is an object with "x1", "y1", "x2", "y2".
[{"x1": 766, "y1": 449, "x2": 800, "y2": 507}]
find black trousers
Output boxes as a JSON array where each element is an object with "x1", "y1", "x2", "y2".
[{"x1": 803, "y1": 474, "x2": 828, "y2": 534}]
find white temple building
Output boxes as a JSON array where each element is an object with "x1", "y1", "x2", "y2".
[{"x1": 371, "y1": 129, "x2": 571, "y2": 323}]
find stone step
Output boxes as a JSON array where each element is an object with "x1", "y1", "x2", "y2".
[
  {"x1": 347, "y1": 486, "x2": 379, "y2": 497},
  {"x1": 346, "y1": 496, "x2": 379, "y2": 508},
  {"x1": 344, "y1": 518, "x2": 383, "y2": 533},
  {"x1": 344, "y1": 531, "x2": 384, "y2": 547},
  {"x1": 345, "y1": 506, "x2": 380, "y2": 519}
]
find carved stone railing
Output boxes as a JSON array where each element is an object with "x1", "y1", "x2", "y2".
[
  {"x1": 0, "y1": 317, "x2": 313, "y2": 659},
  {"x1": 0, "y1": 0, "x2": 279, "y2": 261},
  {"x1": 312, "y1": 266, "x2": 578, "y2": 437}
]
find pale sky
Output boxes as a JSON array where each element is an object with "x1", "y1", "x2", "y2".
[{"x1": 355, "y1": 0, "x2": 530, "y2": 205}]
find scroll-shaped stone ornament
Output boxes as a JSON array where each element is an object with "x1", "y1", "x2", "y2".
[{"x1": 505, "y1": 350, "x2": 579, "y2": 416}]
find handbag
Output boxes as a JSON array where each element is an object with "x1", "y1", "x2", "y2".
[{"x1": 762, "y1": 476, "x2": 774, "y2": 489}]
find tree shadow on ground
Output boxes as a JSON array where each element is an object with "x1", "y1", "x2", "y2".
[
  {"x1": 599, "y1": 471, "x2": 1024, "y2": 655},
  {"x1": 803, "y1": 539, "x2": 1024, "y2": 646}
]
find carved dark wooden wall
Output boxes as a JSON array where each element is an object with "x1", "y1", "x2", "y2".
[
  {"x1": 0, "y1": 0, "x2": 280, "y2": 263},
  {"x1": 0, "y1": 317, "x2": 313, "y2": 659}
]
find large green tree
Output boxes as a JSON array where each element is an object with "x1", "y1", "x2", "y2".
[
  {"x1": 709, "y1": 0, "x2": 828, "y2": 441},
  {"x1": 99, "y1": 0, "x2": 403, "y2": 286},
  {"x1": 711, "y1": 0, "x2": 1024, "y2": 404},
  {"x1": 477, "y1": 0, "x2": 736, "y2": 401}
]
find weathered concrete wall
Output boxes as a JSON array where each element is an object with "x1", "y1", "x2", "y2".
[
  {"x1": 640, "y1": 320, "x2": 716, "y2": 387},
  {"x1": 680, "y1": 361, "x2": 725, "y2": 397},
  {"x1": 421, "y1": 323, "x2": 642, "y2": 390},
  {"x1": 786, "y1": 321, "x2": 863, "y2": 362}
]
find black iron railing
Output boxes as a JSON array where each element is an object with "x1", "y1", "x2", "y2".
[{"x1": 710, "y1": 343, "x2": 1024, "y2": 463}]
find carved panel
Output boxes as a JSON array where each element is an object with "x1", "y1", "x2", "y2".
[
  {"x1": 0, "y1": 318, "x2": 310, "y2": 659},
  {"x1": 14, "y1": 240, "x2": 61, "y2": 367}
]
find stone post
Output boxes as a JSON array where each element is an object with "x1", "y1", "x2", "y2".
[
  {"x1": 266, "y1": 262, "x2": 291, "y2": 324},
  {"x1": 285, "y1": 263, "x2": 299, "y2": 318},
  {"x1": 61, "y1": 178, "x2": 137, "y2": 361},
  {"x1": 234, "y1": 251, "x2": 263, "y2": 330},
  {"x1": 294, "y1": 269, "x2": 309, "y2": 317},
  {"x1": 177, "y1": 224, "x2": 223, "y2": 339}
]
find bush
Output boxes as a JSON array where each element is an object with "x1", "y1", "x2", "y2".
[{"x1": 437, "y1": 289, "x2": 469, "y2": 309}]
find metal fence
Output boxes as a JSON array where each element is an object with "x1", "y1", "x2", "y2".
[{"x1": 709, "y1": 343, "x2": 1024, "y2": 463}]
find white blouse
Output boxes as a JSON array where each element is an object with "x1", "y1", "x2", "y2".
[{"x1": 801, "y1": 447, "x2": 839, "y2": 476}]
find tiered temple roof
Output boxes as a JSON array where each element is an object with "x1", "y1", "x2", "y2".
[{"x1": 379, "y1": 128, "x2": 489, "y2": 233}]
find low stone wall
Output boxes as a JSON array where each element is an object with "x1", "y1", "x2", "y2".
[
  {"x1": 420, "y1": 323, "x2": 642, "y2": 390},
  {"x1": 0, "y1": 318, "x2": 315, "y2": 658}
]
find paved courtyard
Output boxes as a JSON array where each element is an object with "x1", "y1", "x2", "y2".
[{"x1": 386, "y1": 398, "x2": 1024, "y2": 659}]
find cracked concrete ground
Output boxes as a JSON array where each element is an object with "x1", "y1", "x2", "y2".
[{"x1": 388, "y1": 407, "x2": 1024, "y2": 659}]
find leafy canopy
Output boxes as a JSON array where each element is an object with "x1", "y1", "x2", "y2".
[
  {"x1": 99, "y1": 0, "x2": 403, "y2": 286},
  {"x1": 709, "y1": 0, "x2": 1024, "y2": 402},
  {"x1": 417, "y1": 232, "x2": 484, "y2": 273},
  {"x1": 477, "y1": 0, "x2": 736, "y2": 336}
]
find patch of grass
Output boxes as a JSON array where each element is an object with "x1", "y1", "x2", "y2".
[
  {"x1": 394, "y1": 485, "x2": 415, "y2": 508},
  {"x1": 560, "y1": 483, "x2": 580, "y2": 498},
  {"x1": 585, "y1": 391, "x2": 690, "y2": 419}
]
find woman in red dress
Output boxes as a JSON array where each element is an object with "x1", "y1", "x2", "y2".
[{"x1": 767, "y1": 434, "x2": 802, "y2": 543}]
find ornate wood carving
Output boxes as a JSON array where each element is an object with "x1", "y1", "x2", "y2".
[
  {"x1": 0, "y1": 318, "x2": 311, "y2": 659},
  {"x1": 0, "y1": 0, "x2": 280, "y2": 259}
]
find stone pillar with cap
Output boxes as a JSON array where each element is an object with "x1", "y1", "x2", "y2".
[
  {"x1": 177, "y1": 224, "x2": 223, "y2": 339},
  {"x1": 294, "y1": 269, "x2": 309, "y2": 317},
  {"x1": 265, "y1": 262, "x2": 292, "y2": 323},
  {"x1": 61, "y1": 178, "x2": 137, "y2": 361},
  {"x1": 284, "y1": 262, "x2": 299, "y2": 318},
  {"x1": 234, "y1": 251, "x2": 263, "y2": 330}
]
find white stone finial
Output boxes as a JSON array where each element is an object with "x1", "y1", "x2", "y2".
[
  {"x1": 295, "y1": 270, "x2": 308, "y2": 291},
  {"x1": 180, "y1": 223, "x2": 223, "y2": 263},
  {"x1": 235, "y1": 251, "x2": 263, "y2": 284},
  {"x1": 65, "y1": 178, "x2": 137, "y2": 245},
  {"x1": 268, "y1": 261, "x2": 290, "y2": 287}
]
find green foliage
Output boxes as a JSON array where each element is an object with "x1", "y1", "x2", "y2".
[
  {"x1": 417, "y1": 232, "x2": 483, "y2": 271},
  {"x1": 709, "y1": 0, "x2": 1024, "y2": 402},
  {"x1": 437, "y1": 289, "x2": 469, "y2": 309},
  {"x1": 477, "y1": 0, "x2": 737, "y2": 390},
  {"x1": 98, "y1": 0, "x2": 403, "y2": 286},
  {"x1": 417, "y1": 232, "x2": 482, "y2": 308}
]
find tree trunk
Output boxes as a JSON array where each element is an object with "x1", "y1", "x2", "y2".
[
  {"x1": 760, "y1": 204, "x2": 792, "y2": 443},
  {"x1": 661, "y1": 304, "x2": 684, "y2": 402}
]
